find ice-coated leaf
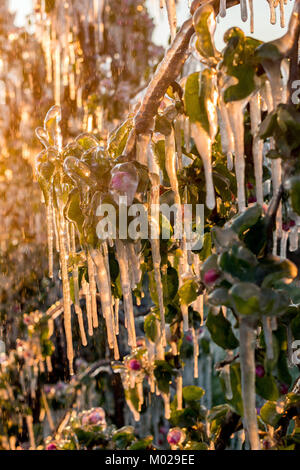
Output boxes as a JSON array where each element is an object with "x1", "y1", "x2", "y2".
[
  {"x1": 229, "y1": 282, "x2": 261, "y2": 316},
  {"x1": 182, "y1": 385, "x2": 205, "y2": 402},
  {"x1": 206, "y1": 309, "x2": 239, "y2": 350}
]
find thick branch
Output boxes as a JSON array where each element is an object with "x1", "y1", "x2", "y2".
[{"x1": 125, "y1": 0, "x2": 242, "y2": 159}]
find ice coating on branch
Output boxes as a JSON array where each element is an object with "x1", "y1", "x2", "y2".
[
  {"x1": 166, "y1": 0, "x2": 177, "y2": 41},
  {"x1": 250, "y1": 93, "x2": 264, "y2": 205},
  {"x1": 239, "y1": 318, "x2": 260, "y2": 450}
]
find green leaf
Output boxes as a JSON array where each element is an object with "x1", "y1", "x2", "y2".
[
  {"x1": 229, "y1": 282, "x2": 261, "y2": 316},
  {"x1": 230, "y1": 204, "x2": 262, "y2": 237},
  {"x1": 107, "y1": 117, "x2": 134, "y2": 159},
  {"x1": 129, "y1": 436, "x2": 153, "y2": 450},
  {"x1": 154, "y1": 360, "x2": 174, "y2": 394},
  {"x1": 162, "y1": 266, "x2": 179, "y2": 304},
  {"x1": 182, "y1": 385, "x2": 205, "y2": 402},
  {"x1": 144, "y1": 313, "x2": 158, "y2": 343},
  {"x1": 256, "y1": 374, "x2": 279, "y2": 401},
  {"x1": 184, "y1": 69, "x2": 216, "y2": 135},
  {"x1": 193, "y1": 4, "x2": 219, "y2": 63},
  {"x1": 222, "y1": 28, "x2": 261, "y2": 102},
  {"x1": 199, "y1": 232, "x2": 212, "y2": 261},
  {"x1": 260, "y1": 401, "x2": 281, "y2": 427},
  {"x1": 64, "y1": 188, "x2": 84, "y2": 234},
  {"x1": 178, "y1": 280, "x2": 198, "y2": 306},
  {"x1": 289, "y1": 176, "x2": 300, "y2": 216},
  {"x1": 206, "y1": 309, "x2": 239, "y2": 349}
]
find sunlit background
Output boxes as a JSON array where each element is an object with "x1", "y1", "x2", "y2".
[{"x1": 9, "y1": 0, "x2": 295, "y2": 48}]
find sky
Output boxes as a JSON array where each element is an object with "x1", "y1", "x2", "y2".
[{"x1": 9, "y1": 0, "x2": 295, "y2": 50}]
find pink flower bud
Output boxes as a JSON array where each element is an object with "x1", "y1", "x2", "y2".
[
  {"x1": 110, "y1": 172, "x2": 132, "y2": 192},
  {"x1": 204, "y1": 269, "x2": 220, "y2": 285},
  {"x1": 167, "y1": 428, "x2": 185, "y2": 446},
  {"x1": 129, "y1": 358, "x2": 141, "y2": 371},
  {"x1": 87, "y1": 408, "x2": 106, "y2": 425},
  {"x1": 46, "y1": 443, "x2": 57, "y2": 450},
  {"x1": 255, "y1": 365, "x2": 265, "y2": 378}
]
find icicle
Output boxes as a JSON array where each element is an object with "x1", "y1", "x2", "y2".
[
  {"x1": 218, "y1": 94, "x2": 235, "y2": 171},
  {"x1": 269, "y1": 0, "x2": 277, "y2": 25},
  {"x1": 70, "y1": 225, "x2": 87, "y2": 346},
  {"x1": 137, "y1": 380, "x2": 144, "y2": 411},
  {"x1": 221, "y1": 362, "x2": 233, "y2": 400},
  {"x1": 126, "y1": 396, "x2": 140, "y2": 422},
  {"x1": 289, "y1": 224, "x2": 298, "y2": 252},
  {"x1": 183, "y1": 117, "x2": 191, "y2": 154},
  {"x1": 87, "y1": 252, "x2": 98, "y2": 329},
  {"x1": 166, "y1": 0, "x2": 177, "y2": 41},
  {"x1": 91, "y1": 248, "x2": 119, "y2": 359},
  {"x1": 250, "y1": 93, "x2": 264, "y2": 205},
  {"x1": 151, "y1": 238, "x2": 167, "y2": 346},
  {"x1": 192, "y1": 256, "x2": 204, "y2": 324},
  {"x1": 162, "y1": 392, "x2": 171, "y2": 419},
  {"x1": 25, "y1": 415, "x2": 36, "y2": 450},
  {"x1": 54, "y1": 43, "x2": 61, "y2": 105},
  {"x1": 165, "y1": 128, "x2": 182, "y2": 234},
  {"x1": 280, "y1": 229, "x2": 288, "y2": 258},
  {"x1": 41, "y1": 391, "x2": 55, "y2": 431},
  {"x1": 126, "y1": 243, "x2": 142, "y2": 288},
  {"x1": 239, "y1": 318, "x2": 260, "y2": 450},
  {"x1": 264, "y1": 81, "x2": 282, "y2": 252},
  {"x1": 227, "y1": 99, "x2": 249, "y2": 212},
  {"x1": 219, "y1": 0, "x2": 227, "y2": 18},
  {"x1": 115, "y1": 240, "x2": 136, "y2": 350},
  {"x1": 57, "y1": 212, "x2": 74, "y2": 375},
  {"x1": 191, "y1": 123, "x2": 215, "y2": 210},
  {"x1": 46, "y1": 199, "x2": 54, "y2": 279},
  {"x1": 192, "y1": 327, "x2": 199, "y2": 378},
  {"x1": 279, "y1": 0, "x2": 285, "y2": 27},
  {"x1": 263, "y1": 316, "x2": 274, "y2": 360},
  {"x1": 249, "y1": 0, "x2": 254, "y2": 33},
  {"x1": 176, "y1": 373, "x2": 183, "y2": 410},
  {"x1": 174, "y1": 117, "x2": 183, "y2": 169},
  {"x1": 240, "y1": 0, "x2": 248, "y2": 22},
  {"x1": 114, "y1": 297, "x2": 120, "y2": 335},
  {"x1": 82, "y1": 277, "x2": 93, "y2": 337}
]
